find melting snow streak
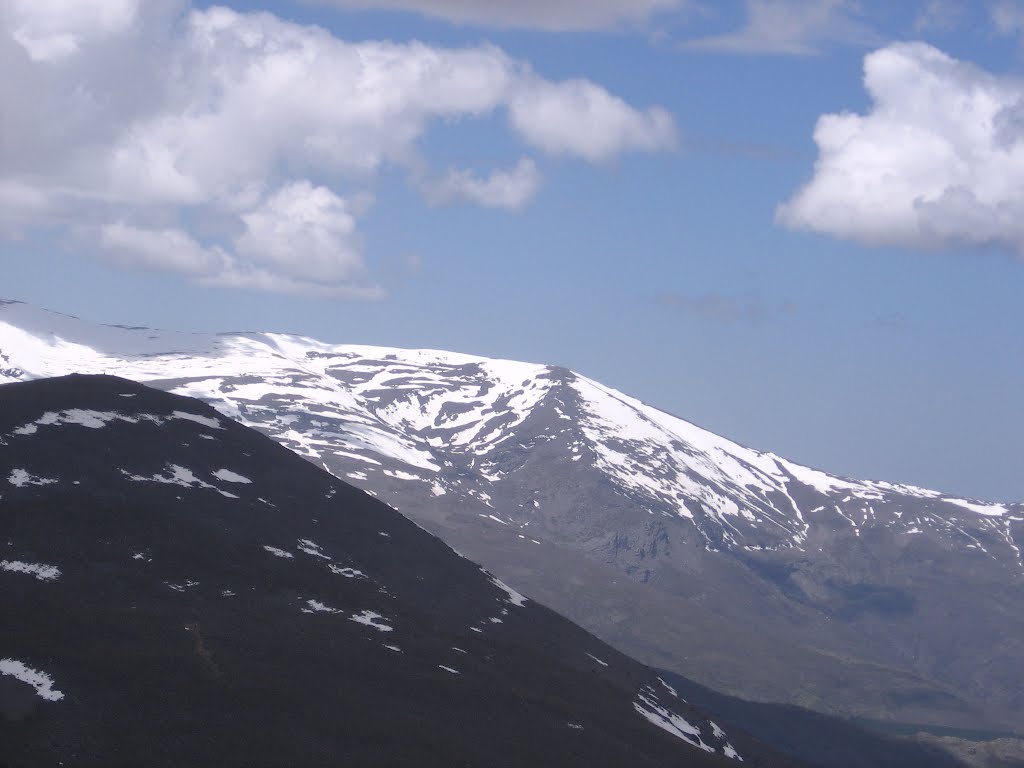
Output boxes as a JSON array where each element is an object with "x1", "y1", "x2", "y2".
[
  {"x1": 213, "y1": 469, "x2": 252, "y2": 484},
  {"x1": 263, "y1": 546, "x2": 294, "y2": 559},
  {"x1": 487, "y1": 572, "x2": 527, "y2": 607},
  {"x1": 0, "y1": 560, "x2": 60, "y2": 581},
  {"x1": 7, "y1": 469, "x2": 56, "y2": 487},
  {"x1": 0, "y1": 659, "x2": 64, "y2": 701},
  {"x1": 634, "y1": 688, "x2": 715, "y2": 755},
  {"x1": 350, "y1": 611, "x2": 393, "y2": 632}
]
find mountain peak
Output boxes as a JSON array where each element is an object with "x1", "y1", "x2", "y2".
[{"x1": 2, "y1": 300, "x2": 1022, "y2": 734}]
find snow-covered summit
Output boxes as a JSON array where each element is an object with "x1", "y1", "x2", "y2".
[{"x1": 0, "y1": 299, "x2": 1018, "y2": 566}]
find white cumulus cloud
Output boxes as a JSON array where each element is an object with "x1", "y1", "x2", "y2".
[
  {"x1": 234, "y1": 182, "x2": 369, "y2": 288},
  {"x1": 0, "y1": 4, "x2": 675, "y2": 297},
  {"x1": 778, "y1": 42, "x2": 1024, "y2": 257}
]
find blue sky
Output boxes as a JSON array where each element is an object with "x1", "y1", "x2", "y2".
[{"x1": 2, "y1": 0, "x2": 1024, "y2": 500}]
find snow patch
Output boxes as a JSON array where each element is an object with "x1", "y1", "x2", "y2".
[
  {"x1": 943, "y1": 498, "x2": 1009, "y2": 517},
  {"x1": 11, "y1": 409, "x2": 221, "y2": 438},
  {"x1": 165, "y1": 579, "x2": 199, "y2": 592},
  {"x1": 487, "y1": 572, "x2": 527, "y2": 607},
  {"x1": 657, "y1": 677, "x2": 680, "y2": 699},
  {"x1": 7, "y1": 469, "x2": 56, "y2": 487},
  {"x1": 350, "y1": 610, "x2": 393, "y2": 632},
  {"x1": 0, "y1": 560, "x2": 60, "y2": 581},
  {"x1": 0, "y1": 659, "x2": 64, "y2": 701},
  {"x1": 263, "y1": 546, "x2": 294, "y2": 559},
  {"x1": 14, "y1": 409, "x2": 125, "y2": 432},
  {"x1": 634, "y1": 688, "x2": 714, "y2": 754},
  {"x1": 297, "y1": 539, "x2": 329, "y2": 559},
  {"x1": 383, "y1": 469, "x2": 421, "y2": 481},
  {"x1": 122, "y1": 465, "x2": 212, "y2": 490},
  {"x1": 170, "y1": 411, "x2": 222, "y2": 429},
  {"x1": 212, "y1": 469, "x2": 252, "y2": 484},
  {"x1": 328, "y1": 564, "x2": 364, "y2": 578},
  {"x1": 305, "y1": 599, "x2": 339, "y2": 613}
]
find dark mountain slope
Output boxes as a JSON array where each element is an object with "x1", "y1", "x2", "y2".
[
  {"x1": 656, "y1": 670, "x2": 968, "y2": 768},
  {"x1": 0, "y1": 374, "x2": 789, "y2": 768}
]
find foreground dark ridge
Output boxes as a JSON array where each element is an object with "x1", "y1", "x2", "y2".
[{"x1": 0, "y1": 374, "x2": 806, "y2": 767}]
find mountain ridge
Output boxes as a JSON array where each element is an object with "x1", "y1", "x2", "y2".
[{"x1": 1, "y1": 299, "x2": 1021, "y2": 734}]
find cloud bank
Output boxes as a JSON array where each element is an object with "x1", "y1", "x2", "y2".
[
  {"x1": 779, "y1": 42, "x2": 1024, "y2": 257},
  {"x1": 0, "y1": 2, "x2": 677, "y2": 297},
  {"x1": 685, "y1": 0, "x2": 876, "y2": 56},
  {"x1": 299, "y1": 0, "x2": 684, "y2": 31}
]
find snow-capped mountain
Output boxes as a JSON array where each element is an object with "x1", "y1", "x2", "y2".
[
  {"x1": 1, "y1": 300, "x2": 1016, "y2": 559},
  {"x1": 1, "y1": 373, "x2": 768, "y2": 767},
  {"x1": 1, "y1": 299, "x2": 1022, "y2": 734}
]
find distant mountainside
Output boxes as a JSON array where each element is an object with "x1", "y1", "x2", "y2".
[
  {"x1": 0, "y1": 373, "x2": 787, "y2": 767},
  {"x1": 2, "y1": 299, "x2": 1021, "y2": 736}
]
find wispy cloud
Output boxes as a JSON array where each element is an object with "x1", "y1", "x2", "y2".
[
  {"x1": 298, "y1": 0, "x2": 688, "y2": 31},
  {"x1": 655, "y1": 292, "x2": 798, "y2": 323},
  {"x1": 684, "y1": 0, "x2": 878, "y2": 56},
  {"x1": 423, "y1": 159, "x2": 544, "y2": 210},
  {"x1": 685, "y1": 136, "x2": 799, "y2": 161},
  {"x1": 992, "y1": 0, "x2": 1024, "y2": 37},
  {"x1": 874, "y1": 311, "x2": 907, "y2": 329},
  {"x1": 913, "y1": 0, "x2": 966, "y2": 32}
]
